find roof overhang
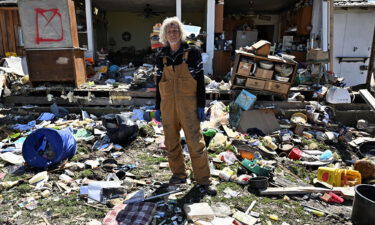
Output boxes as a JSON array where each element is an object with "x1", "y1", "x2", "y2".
[{"x1": 93, "y1": 0, "x2": 299, "y2": 14}]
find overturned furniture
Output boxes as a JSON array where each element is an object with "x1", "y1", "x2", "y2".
[
  {"x1": 18, "y1": 0, "x2": 85, "y2": 87},
  {"x1": 231, "y1": 50, "x2": 297, "y2": 98}
]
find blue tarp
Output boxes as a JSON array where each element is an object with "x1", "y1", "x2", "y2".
[{"x1": 22, "y1": 128, "x2": 76, "y2": 168}]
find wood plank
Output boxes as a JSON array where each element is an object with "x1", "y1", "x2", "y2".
[
  {"x1": 3, "y1": 96, "x2": 143, "y2": 106},
  {"x1": 359, "y1": 89, "x2": 375, "y2": 112},
  {"x1": 0, "y1": 10, "x2": 6, "y2": 56},
  {"x1": 4, "y1": 10, "x2": 13, "y2": 52},
  {"x1": 0, "y1": 11, "x2": 4, "y2": 56},
  {"x1": 12, "y1": 10, "x2": 23, "y2": 56},
  {"x1": 235, "y1": 50, "x2": 297, "y2": 65},
  {"x1": 260, "y1": 186, "x2": 354, "y2": 198},
  {"x1": 67, "y1": 0, "x2": 79, "y2": 48},
  {"x1": 0, "y1": 7, "x2": 18, "y2": 11},
  {"x1": 7, "y1": 9, "x2": 17, "y2": 53}
]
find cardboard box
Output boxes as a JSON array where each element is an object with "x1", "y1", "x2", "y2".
[
  {"x1": 255, "y1": 68, "x2": 274, "y2": 79},
  {"x1": 237, "y1": 62, "x2": 253, "y2": 76},
  {"x1": 306, "y1": 49, "x2": 329, "y2": 61},
  {"x1": 264, "y1": 81, "x2": 290, "y2": 94},
  {"x1": 235, "y1": 89, "x2": 257, "y2": 111},
  {"x1": 245, "y1": 78, "x2": 266, "y2": 90},
  {"x1": 251, "y1": 40, "x2": 271, "y2": 56}
]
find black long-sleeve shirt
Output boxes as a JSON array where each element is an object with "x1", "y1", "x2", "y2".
[{"x1": 155, "y1": 42, "x2": 205, "y2": 110}]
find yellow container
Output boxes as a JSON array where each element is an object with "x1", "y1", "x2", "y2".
[{"x1": 317, "y1": 167, "x2": 362, "y2": 187}]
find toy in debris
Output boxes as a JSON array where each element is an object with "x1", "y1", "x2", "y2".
[{"x1": 317, "y1": 167, "x2": 361, "y2": 187}]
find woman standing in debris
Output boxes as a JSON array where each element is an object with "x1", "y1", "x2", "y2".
[{"x1": 154, "y1": 17, "x2": 216, "y2": 196}]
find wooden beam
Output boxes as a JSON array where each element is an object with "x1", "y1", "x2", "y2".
[
  {"x1": 7, "y1": 10, "x2": 16, "y2": 53},
  {"x1": 359, "y1": 89, "x2": 375, "y2": 112},
  {"x1": 260, "y1": 186, "x2": 354, "y2": 198},
  {"x1": 0, "y1": 7, "x2": 18, "y2": 10},
  {"x1": 0, "y1": 10, "x2": 8, "y2": 56}
]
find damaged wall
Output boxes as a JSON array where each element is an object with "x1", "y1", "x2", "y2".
[{"x1": 107, "y1": 12, "x2": 204, "y2": 51}]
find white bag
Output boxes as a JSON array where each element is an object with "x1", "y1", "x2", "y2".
[{"x1": 326, "y1": 86, "x2": 351, "y2": 104}]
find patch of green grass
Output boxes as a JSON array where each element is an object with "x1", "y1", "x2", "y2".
[
  {"x1": 286, "y1": 161, "x2": 315, "y2": 183},
  {"x1": 70, "y1": 146, "x2": 89, "y2": 162},
  {"x1": 139, "y1": 153, "x2": 168, "y2": 164},
  {"x1": 39, "y1": 194, "x2": 105, "y2": 220},
  {"x1": 139, "y1": 125, "x2": 155, "y2": 137},
  {"x1": 301, "y1": 137, "x2": 330, "y2": 150},
  {"x1": 3, "y1": 173, "x2": 29, "y2": 182},
  {"x1": 77, "y1": 169, "x2": 93, "y2": 179},
  {"x1": 15, "y1": 183, "x2": 33, "y2": 193},
  {"x1": 216, "y1": 182, "x2": 243, "y2": 193}
]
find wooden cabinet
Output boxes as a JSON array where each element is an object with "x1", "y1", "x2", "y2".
[
  {"x1": 297, "y1": 6, "x2": 312, "y2": 36},
  {"x1": 26, "y1": 48, "x2": 86, "y2": 87},
  {"x1": 213, "y1": 50, "x2": 231, "y2": 81},
  {"x1": 231, "y1": 51, "x2": 297, "y2": 97},
  {"x1": 290, "y1": 51, "x2": 306, "y2": 62}
]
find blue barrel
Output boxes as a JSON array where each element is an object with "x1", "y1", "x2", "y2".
[{"x1": 22, "y1": 128, "x2": 77, "y2": 168}]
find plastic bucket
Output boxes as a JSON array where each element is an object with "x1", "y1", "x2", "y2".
[
  {"x1": 288, "y1": 148, "x2": 302, "y2": 160},
  {"x1": 22, "y1": 128, "x2": 76, "y2": 168},
  {"x1": 352, "y1": 184, "x2": 375, "y2": 225}
]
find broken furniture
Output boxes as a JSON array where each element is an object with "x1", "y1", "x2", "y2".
[
  {"x1": 25, "y1": 48, "x2": 86, "y2": 87},
  {"x1": 18, "y1": 0, "x2": 86, "y2": 87},
  {"x1": 231, "y1": 50, "x2": 297, "y2": 97}
]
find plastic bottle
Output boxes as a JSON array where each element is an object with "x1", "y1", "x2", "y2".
[
  {"x1": 59, "y1": 174, "x2": 74, "y2": 184},
  {"x1": 320, "y1": 150, "x2": 333, "y2": 161},
  {"x1": 29, "y1": 171, "x2": 48, "y2": 184},
  {"x1": 304, "y1": 207, "x2": 325, "y2": 217},
  {"x1": 219, "y1": 167, "x2": 235, "y2": 181}
]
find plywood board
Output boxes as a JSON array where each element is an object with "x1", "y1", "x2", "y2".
[
  {"x1": 237, "y1": 109, "x2": 280, "y2": 134},
  {"x1": 18, "y1": 0, "x2": 78, "y2": 49},
  {"x1": 359, "y1": 89, "x2": 375, "y2": 112}
]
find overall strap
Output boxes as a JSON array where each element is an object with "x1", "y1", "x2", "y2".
[
  {"x1": 182, "y1": 51, "x2": 189, "y2": 63},
  {"x1": 162, "y1": 56, "x2": 168, "y2": 66}
]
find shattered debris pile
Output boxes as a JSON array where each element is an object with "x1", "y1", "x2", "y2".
[{"x1": 0, "y1": 97, "x2": 374, "y2": 225}]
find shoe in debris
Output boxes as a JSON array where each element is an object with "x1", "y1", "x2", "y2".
[
  {"x1": 196, "y1": 184, "x2": 217, "y2": 196},
  {"x1": 169, "y1": 176, "x2": 187, "y2": 185}
]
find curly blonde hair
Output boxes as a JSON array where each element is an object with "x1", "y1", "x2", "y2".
[{"x1": 159, "y1": 17, "x2": 187, "y2": 46}]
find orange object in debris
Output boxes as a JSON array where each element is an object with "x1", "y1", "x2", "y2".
[
  {"x1": 239, "y1": 149, "x2": 255, "y2": 160},
  {"x1": 85, "y1": 57, "x2": 94, "y2": 64},
  {"x1": 317, "y1": 167, "x2": 362, "y2": 187}
]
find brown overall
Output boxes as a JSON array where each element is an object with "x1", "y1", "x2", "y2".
[{"x1": 158, "y1": 51, "x2": 210, "y2": 185}]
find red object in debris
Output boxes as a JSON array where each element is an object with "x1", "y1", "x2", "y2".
[
  {"x1": 320, "y1": 192, "x2": 344, "y2": 204},
  {"x1": 328, "y1": 192, "x2": 344, "y2": 203},
  {"x1": 232, "y1": 219, "x2": 243, "y2": 225},
  {"x1": 288, "y1": 148, "x2": 302, "y2": 160}
]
